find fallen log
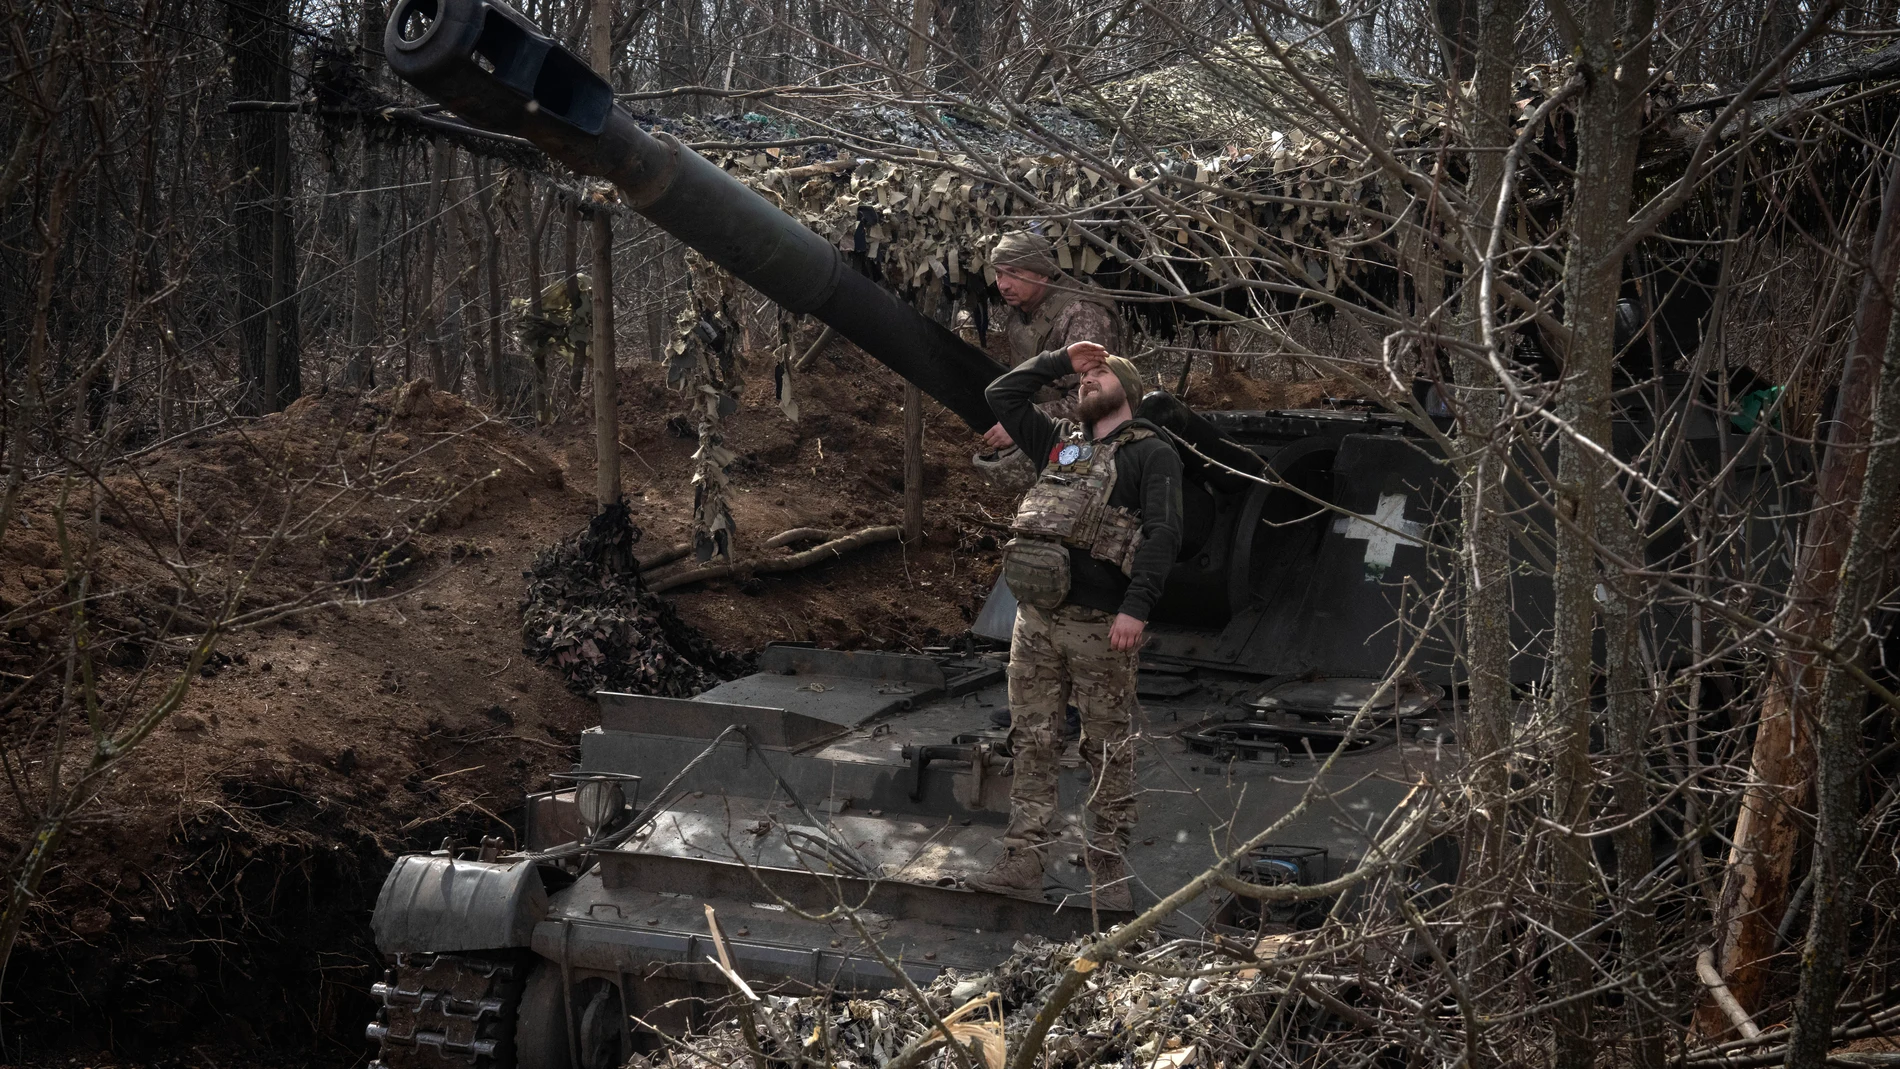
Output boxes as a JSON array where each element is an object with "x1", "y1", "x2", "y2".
[
  {"x1": 646, "y1": 525, "x2": 901, "y2": 593},
  {"x1": 639, "y1": 541, "x2": 693, "y2": 572},
  {"x1": 763, "y1": 527, "x2": 843, "y2": 548}
]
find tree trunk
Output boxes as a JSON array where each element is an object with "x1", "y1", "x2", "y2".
[
  {"x1": 656, "y1": 0, "x2": 700, "y2": 115},
  {"x1": 2, "y1": 169, "x2": 72, "y2": 551},
  {"x1": 262, "y1": 111, "x2": 291, "y2": 407},
  {"x1": 591, "y1": 211, "x2": 620, "y2": 509},
  {"x1": 397, "y1": 147, "x2": 413, "y2": 382},
  {"x1": 1785, "y1": 254, "x2": 1900, "y2": 1069},
  {"x1": 1447, "y1": 0, "x2": 1524, "y2": 1038},
  {"x1": 449, "y1": 177, "x2": 480, "y2": 396},
  {"x1": 226, "y1": 0, "x2": 300, "y2": 412},
  {"x1": 346, "y1": 127, "x2": 386, "y2": 388},
  {"x1": 903, "y1": 384, "x2": 925, "y2": 541},
  {"x1": 565, "y1": 196, "x2": 588, "y2": 399},
  {"x1": 421, "y1": 138, "x2": 448, "y2": 387},
  {"x1": 591, "y1": 0, "x2": 621, "y2": 510},
  {"x1": 476, "y1": 155, "x2": 505, "y2": 405},
  {"x1": 1435, "y1": 0, "x2": 1480, "y2": 80},
  {"x1": 1547, "y1": 5, "x2": 1653, "y2": 1064},
  {"x1": 1707, "y1": 133, "x2": 1900, "y2": 1034},
  {"x1": 525, "y1": 183, "x2": 552, "y2": 424},
  {"x1": 906, "y1": 0, "x2": 932, "y2": 81},
  {"x1": 1599, "y1": 504, "x2": 1664, "y2": 1068},
  {"x1": 644, "y1": 276, "x2": 665, "y2": 363}
]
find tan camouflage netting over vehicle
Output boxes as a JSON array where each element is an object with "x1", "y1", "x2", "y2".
[
  {"x1": 673, "y1": 34, "x2": 1900, "y2": 326},
  {"x1": 638, "y1": 35, "x2": 1900, "y2": 556},
  {"x1": 698, "y1": 36, "x2": 1452, "y2": 316}
]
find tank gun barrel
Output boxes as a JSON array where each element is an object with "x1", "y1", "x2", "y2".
[{"x1": 383, "y1": 0, "x2": 1003, "y2": 430}]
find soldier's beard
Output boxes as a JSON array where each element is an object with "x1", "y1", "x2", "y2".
[{"x1": 1077, "y1": 382, "x2": 1126, "y2": 424}]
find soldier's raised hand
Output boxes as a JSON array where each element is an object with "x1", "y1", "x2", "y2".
[{"x1": 1067, "y1": 341, "x2": 1110, "y2": 375}]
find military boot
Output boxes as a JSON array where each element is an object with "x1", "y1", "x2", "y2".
[
  {"x1": 1088, "y1": 851, "x2": 1134, "y2": 912},
  {"x1": 967, "y1": 848, "x2": 1044, "y2": 900}
]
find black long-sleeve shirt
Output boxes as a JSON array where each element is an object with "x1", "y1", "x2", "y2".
[{"x1": 986, "y1": 351, "x2": 1183, "y2": 621}]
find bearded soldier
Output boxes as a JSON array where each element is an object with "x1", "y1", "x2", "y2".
[
  {"x1": 979, "y1": 232, "x2": 1123, "y2": 454},
  {"x1": 966, "y1": 340, "x2": 1182, "y2": 912}
]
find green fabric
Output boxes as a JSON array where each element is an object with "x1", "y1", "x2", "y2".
[{"x1": 1731, "y1": 386, "x2": 1783, "y2": 432}]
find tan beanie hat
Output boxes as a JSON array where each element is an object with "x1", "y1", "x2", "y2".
[
  {"x1": 992, "y1": 231, "x2": 1060, "y2": 277},
  {"x1": 1104, "y1": 355, "x2": 1144, "y2": 404}
]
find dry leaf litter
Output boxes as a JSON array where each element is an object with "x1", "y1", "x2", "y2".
[{"x1": 638, "y1": 933, "x2": 1315, "y2": 1069}]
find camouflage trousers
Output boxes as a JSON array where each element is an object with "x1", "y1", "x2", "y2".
[{"x1": 1003, "y1": 602, "x2": 1140, "y2": 857}]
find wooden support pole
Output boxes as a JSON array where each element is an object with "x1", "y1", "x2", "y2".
[
  {"x1": 592, "y1": 208, "x2": 620, "y2": 511},
  {"x1": 589, "y1": 0, "x2": 621, "y2": 511},
  {"x1": 903, "y1": 383, "x2": 924, "y2": 542},
  {"x1": 347, "y1": 130, "x2": 385, "y2": 388},
  {"x1": 261, "y1": 110, "x2": 287, "y2": 409},
  {"x1": 421, "y1": 137, "x2": 447, "y2": 387},
  {"x1": 900, "y1": 0, "x2": 930, "y2": 546},
  {"x1": 480, "y1": 158, "x2": 505, "y2": 406},
  {"x1": 525, "y1": 185, "x2": 552, "y2": 424},
  {"x1": 564, "y1": 197, "x2": 586, "y2": 399}
]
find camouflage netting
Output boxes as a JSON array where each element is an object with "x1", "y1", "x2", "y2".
[
  {"x1": 688, "y1": 41, "x2": 1543, "y2": 340},
  {"x1": 669, "y1": 254, "x2": 746, "y2": 563},
  {"x1": 520, "y1": 502, "x2": 747, "y2": 697},
  {"x1": 683, "y1": 38, "x2": 1900, "y2": 338},
  {"x1": 1075, "y1": 36, "x2": 1428, "y2": 148}
]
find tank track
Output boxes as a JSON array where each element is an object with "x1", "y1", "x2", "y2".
[{"x1": 367, "y1": 951, "x2": 525, "y2": 1069}]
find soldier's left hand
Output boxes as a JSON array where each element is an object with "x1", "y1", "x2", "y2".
[{"x1": 1109, "y1": 613, "x2": 1147, "y2": 651}]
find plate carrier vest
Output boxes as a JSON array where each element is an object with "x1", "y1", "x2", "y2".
[{"x1": 1000, "y1": 419, "x2": 1153, "y2": 610}]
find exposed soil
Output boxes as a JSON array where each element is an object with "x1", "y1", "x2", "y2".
[{"x1": 0, "y1": 338, "x2": 1023, "y2": 1066}]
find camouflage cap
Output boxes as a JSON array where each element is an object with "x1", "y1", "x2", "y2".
[
  {"x1": 1104, "y1": 355, "x2": 1144, "y2": 404},
  {"x1": 992, "y1": 231, "x2": 1060, "y2": 277}
]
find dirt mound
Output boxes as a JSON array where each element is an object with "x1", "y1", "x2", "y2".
[
  {"x1": 1, "y1": 382, "x2": 597, "y2": 1060},
  {"x1": 580, "y1": 342, "x2": 1022, "y2": 653},
  {"x1": 0, "y1": 352, "x2": 1018, "y2": 1063}
]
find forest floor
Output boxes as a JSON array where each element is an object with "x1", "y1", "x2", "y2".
[{"x1": 0, "y1": 337, "x2": 1364, "y2": 1066}]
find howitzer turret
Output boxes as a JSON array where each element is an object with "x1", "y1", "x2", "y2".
[{"x1": 384, "y1": 0, "x2": 1003, "y2": 432}]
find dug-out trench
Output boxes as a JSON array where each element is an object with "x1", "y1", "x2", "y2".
[{"x1": 3, "y1": 775, "x2": 515, "y2": 1065}]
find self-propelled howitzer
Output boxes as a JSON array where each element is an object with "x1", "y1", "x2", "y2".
[{"x1": 364, "y1": 6, "x2": 1801, "y2": 1069}]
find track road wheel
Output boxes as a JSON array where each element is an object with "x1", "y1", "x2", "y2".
[
  {"x1": 516, "y1": 963, "x2": 626, "y2": 1069},
  {"x1": 367, "y1": 951, "x2": 527, "y2": 1069}
]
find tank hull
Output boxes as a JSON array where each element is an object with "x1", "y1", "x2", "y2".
[{"x1": 369, "y1": 646, "x2": 1448, "y2": 1067}]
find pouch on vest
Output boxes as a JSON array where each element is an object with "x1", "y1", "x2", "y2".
[
  {"x1": 1001, "y1": 538, "x2": 1071, "y2": 610},
  {"x1": 1013, "y1": 474, "x2": 1091, "y2": 542},
  {"x1": 1090, "y1": 506, "x2": 1143, "y2": 576}
]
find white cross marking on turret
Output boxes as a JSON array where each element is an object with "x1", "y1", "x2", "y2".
[{"x1": 1331, "y1": 493, "x2": 1425, "y2": 579}]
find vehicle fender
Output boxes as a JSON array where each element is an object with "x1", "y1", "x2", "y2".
[{"x1": 371, "y1": 854, "x2": 549, "y2": 955}]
